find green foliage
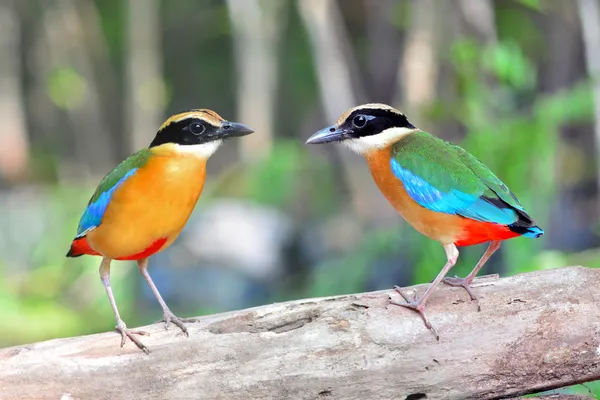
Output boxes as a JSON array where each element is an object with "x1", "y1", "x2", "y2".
[
  {"x1": 245, "y1": 140, "x2": 338, "y2": 216},
  {"x1": 307, "y1": 228, "x2": 404, "y2": 298},
  {"x1": 47, "y1": 68, "x2": 87, "y2": 110},
  {"x1": 447, "y1": 38, "x2": 593, "y2": 276},
  {"x1": 246, "y1": 141, "x2": 306, "y2": 207},
  {"x1": 482, "y1": 42, "x2": 536, "y2": 89},
  {"x1": 515, "y1": 0, "x2": 544, "y2": 11},
  {"x1": 0, "y1": 186, "x2": 128, "y2": 346},
  {"x1": 95, "y1": 0, "x2": 124, "y2": 60}
]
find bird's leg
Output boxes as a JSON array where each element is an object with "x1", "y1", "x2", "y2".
[
  {"x1": 442, "y1": 240, "x2": 501, "y2": 311},
  {"x1": 137, "y1": 258, "x2": 197, "y2": 336},
  {"x1": 99, "y1": 258, "x2": 150, "y2": 354},
  {"x1": 390, "y1": 244, "x2": 459, "y2": 340}
]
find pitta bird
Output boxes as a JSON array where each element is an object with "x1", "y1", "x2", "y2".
[
  {"x1": 67, "y1": 109, "x2": 254, "y2": 352},
  {"x1": 306, "y1": 103, "x2": 542, "y2": 339}
]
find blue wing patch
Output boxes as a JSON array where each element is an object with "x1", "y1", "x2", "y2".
[
  {"x1": 76, "y1": 169, "x2": 137, "y2": 237},
  {"x1": 390, "y1": 159, "x2": 517, "y2": 225}
]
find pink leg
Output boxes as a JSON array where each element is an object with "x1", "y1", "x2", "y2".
[
  {"x1": 442, "y1": 240, "x2": 501, "y2": 311},
  {"x1": 390, "y1": 244, "x2": 459, "y2": 340},
  {"x1": 137, "y1": 258, "x2": 197, "y2": 336},
  {"x1": 99, "y1": 258, "x2": 150, "y2": 354}
]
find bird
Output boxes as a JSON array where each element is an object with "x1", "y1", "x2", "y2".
[
  {"x1": 306, "y1": 103, "x2": 543, "y2": 339},
  {"x1": 66, "y1": 109, "x2": 254, "y2": 353}
]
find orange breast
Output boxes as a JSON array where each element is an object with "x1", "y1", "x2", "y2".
[
  {"x1": 364, "y1": 147, "x2": 467, "y2": 245},
  {"x1": 87, "y1": 150, "x2": 207, "y2": 259}
]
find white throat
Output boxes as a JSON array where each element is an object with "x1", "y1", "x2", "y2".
[
  {"x1": 343, "y1": 127, "x2": 417, "y2": 154},
  {"x1": 175, "y1": 140, "x2": 223, "y2": 158}
]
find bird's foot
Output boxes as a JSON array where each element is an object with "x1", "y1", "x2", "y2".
[
  {"x1": 442, "y1": 276, "x2": 480, "y2": 311},
  {"x1": 115, "y1": 319, "x2": 150, "y2": 354},
  {"x1": 390, "y1": 286, "x2": 439, "y2": 341},
  {"x1": 160, "y1": 310, "x2": 197, "y2": 337}
]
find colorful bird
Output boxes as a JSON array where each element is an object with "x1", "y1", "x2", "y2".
[
  {"x1": 67, "y1": 109, "x2": 254, "y2": 353},
  {"x1": 306, "y1": 103, "x2": 543, "y2": 339}
]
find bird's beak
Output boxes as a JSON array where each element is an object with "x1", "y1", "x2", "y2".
[
  {"x1": 216, "y1": 121, "x2": 255, "y2": 139},
  {"x1": 305, "y1": 125, "x2": 350, "y2": 144}
]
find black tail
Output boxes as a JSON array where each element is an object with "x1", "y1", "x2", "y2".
[{"x1": 508, "y1": 209, "x2": 544, "y2": 238}]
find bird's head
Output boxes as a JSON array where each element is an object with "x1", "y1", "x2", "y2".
[
  {"x1": 306, "y1": 103, "x2": 417, "y2": 154},
  {"x1": 150, "y1": 109, "x2": 254, "y2": 158}
]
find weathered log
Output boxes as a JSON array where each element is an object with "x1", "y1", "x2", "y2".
[
  {"x1": 1, "y1": 266, "x2": 599, "y2": 400},
  {"x1": 512, "y1": 396, "x2": 594, "y2": 400}
]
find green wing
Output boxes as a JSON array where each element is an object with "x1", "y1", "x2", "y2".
[{"x1": 390, "y1": 131, "x2": 525, "y2": 224}]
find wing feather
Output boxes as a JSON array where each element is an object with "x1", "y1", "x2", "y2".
[{"x1": 390, "y1": 132, "x2": 521, "y2": 225}]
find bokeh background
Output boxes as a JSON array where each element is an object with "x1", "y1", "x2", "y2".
[{"x1": 1, "y1": 0, "x2": 599, "y2": 395}]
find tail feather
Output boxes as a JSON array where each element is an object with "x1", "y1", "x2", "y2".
[
  {"x1": 509, "y1": 224, "x2": 544, "y2": 238},
  {"x1": 483, "y1": 194, "x2": 543, "y2": 239},
  {"x1": 508, "y1": 208, "x2": 544, "y2": 238}
]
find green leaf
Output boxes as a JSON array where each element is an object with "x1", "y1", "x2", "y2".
[
  {"x1": 46, "y1": 68, "x2": 87, "y2": 110},
  {"x1": 515, "y1": 0, "x2": 543, "y2": 11}
]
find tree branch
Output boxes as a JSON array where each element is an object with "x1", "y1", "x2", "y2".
[{"x1": 1, "y1": 266, "x2": 599, "y2": 400}]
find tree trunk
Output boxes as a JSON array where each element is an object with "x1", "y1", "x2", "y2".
[
  {"x1": 227, "y1": 0, "x2": 286, "y2": 162},
  {"x1": 41, "y1": 0, "x2": 115, "y2": 175},
  {"x1": 126, "y1": 0, "x2": 164, "y2": 153},
  {"x1": 577, "y1": 0, "x2": 600, "y2": 215},
  {"x1": 396, "y1": 0, "x2": 440, "y2": 127},
  {"x1": 0, "y1": 0, "x2": 28, "y2": 184},
  {"x1": 297, "y1": 0, "x2": 387, "y2": 223}
]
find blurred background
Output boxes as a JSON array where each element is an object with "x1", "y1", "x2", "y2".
[{"x1": 1, "y1": 0, "x2": 599, "y2": 394}]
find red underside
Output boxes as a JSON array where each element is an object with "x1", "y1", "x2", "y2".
[
  {"x1": 69, "y1": 237, "x2": 100, "y2": 257},
  {"x1": 69, "y1": 236, "x2": 167, "y2": 260},
  {"x1": 454, "y1": 219, "x2": 520, "y2": 247}
]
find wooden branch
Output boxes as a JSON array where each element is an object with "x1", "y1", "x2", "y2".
[{"x1": 1, "y1": 266, "x2": 599, "y2": 400}]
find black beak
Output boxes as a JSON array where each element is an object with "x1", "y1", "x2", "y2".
[
  {"x1": 216, "y1": 121, "x2": 255, "y2": 139},
  {"x1": 306, "y1": 125, "x2": 351, "y2": 144}
]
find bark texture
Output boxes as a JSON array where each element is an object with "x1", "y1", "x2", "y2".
[{"x1": 1, "y1": 266, "x2": 599, "y2": 400}]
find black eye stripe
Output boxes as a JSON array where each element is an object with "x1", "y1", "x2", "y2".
[
  {"x1": 343, "y1": 108, "x2": 414, "y2": 137},
  {"x1": 149, "y1": 118, "x2": 218, "y2": 148}
]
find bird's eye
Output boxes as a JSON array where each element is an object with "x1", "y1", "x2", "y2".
[
  {"x1": 352, "y1": 115, "x2": 368, "y2": 128},
  {"x1": 189, "y1": 122, "x2": 205, "y2": 135}
]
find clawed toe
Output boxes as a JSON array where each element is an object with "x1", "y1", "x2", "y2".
[
  {"x1": 442, "y1": 277, "x2": 480, "y2": 310},
  {"x1": 442, "y1": 276, "x2": 471, "y2": 289},
  {"x1": 393, "y1": 285, "x2": 416, "y2": 303},
  {"x1": 161, "y1": 312, "x2": 195, "y2": 336},
  {"x1": 115, "y1": 320, "x2": 150, "y2": 354},
  {"x1": 389, "y1": 288, "x2": 439, "y2": 341}
]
